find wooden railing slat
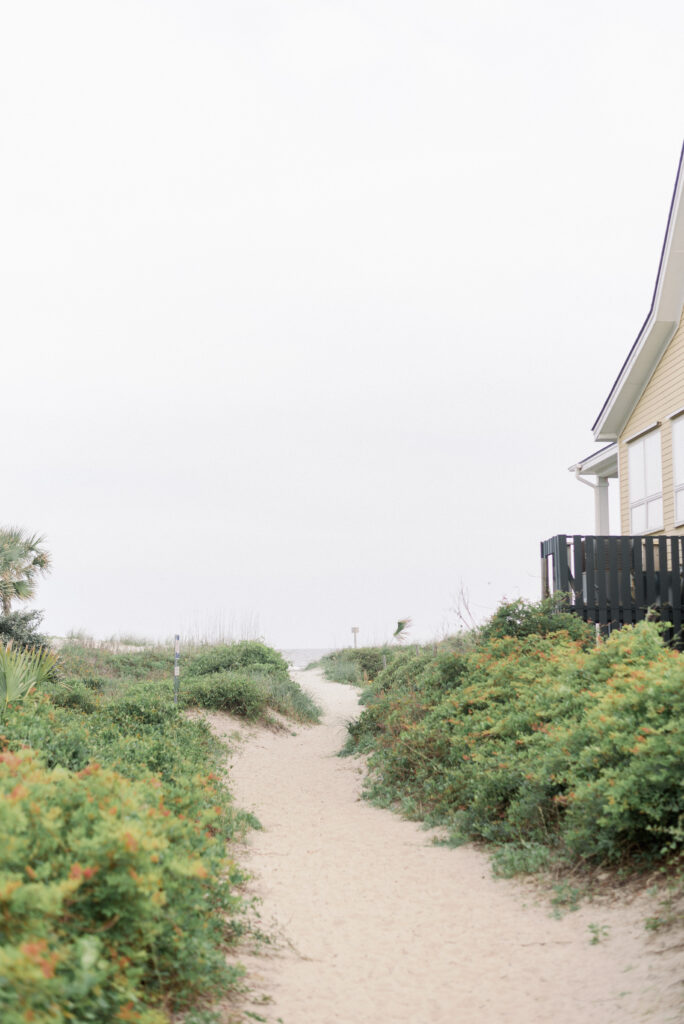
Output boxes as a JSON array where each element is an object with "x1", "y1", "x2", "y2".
[
  {"x1": 619, "y1": 536, "x2": 633, "y2": 624},
  {"x1": 673, "y1": 539, "x2": 683, "y2": 635},
  {"x1": 596, "y1": 537, "x2": 608, "y2": 628},
  {"x1": 572, "y1": 535, "x2": 584, "y2": 617},
  {"x1": 660, "y1": 537, "x2": 672, "y2": 642},
  {"x1": 540, "y1": 534, "x2": 684, "y2": 644},
  {"x1": 633, "y1": 539, "x2": 645, "y2": 619},
  {"x1": 608, "y1": 537, "x2": 619, "y2": 630},
  {"x1": 585, "y1": 536, "x2": 596, "y2": 625},
  {"x1": 645, "y1": 538, "x2": 656, "y2": 608}
]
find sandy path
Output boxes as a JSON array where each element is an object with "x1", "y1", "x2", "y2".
[{"x1": 208, "y1": 669, "x2": 682, "y2": 1024}]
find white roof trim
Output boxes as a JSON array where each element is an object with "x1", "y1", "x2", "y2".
[
  {"x1": 593, "y1": 143, "x2": 684, "y2": 442},
  {"x1": 569, "y1": 441, "x2": 618, "y2": 478}
]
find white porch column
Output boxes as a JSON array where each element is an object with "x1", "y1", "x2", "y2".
[{"x1": 594, "y1": 477, "x2": 610, "y2": 534}]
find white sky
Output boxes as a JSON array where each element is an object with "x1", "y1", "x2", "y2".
[{"x1": 2, "y1": 0, "x2": 684, "y2": 647}]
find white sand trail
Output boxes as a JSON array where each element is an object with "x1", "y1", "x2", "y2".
[{"x1": 209, "y1": 669, "x2": 682, "y2": 1024}]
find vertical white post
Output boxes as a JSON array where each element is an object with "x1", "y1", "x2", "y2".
[{"x1": 595, "y1": 478, "x2": 610, "y2": 534}]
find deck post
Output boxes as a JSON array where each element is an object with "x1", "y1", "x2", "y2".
[{"x1": 594, "y1": 478, "x2": 610, "y2": 534}]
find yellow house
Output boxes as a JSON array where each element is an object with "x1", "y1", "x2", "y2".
[
  {"x1": 573, "y1": 143, "x2": 684, "y2": 536},
  {"x1": 543, "y1": 144, "x2": 684, "y2": 634}
]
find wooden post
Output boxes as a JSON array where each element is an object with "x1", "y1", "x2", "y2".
[{"x1": 173, "y1": 634, "x2": 180, "y2": 704}]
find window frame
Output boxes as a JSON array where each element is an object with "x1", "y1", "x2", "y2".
[
  {"x1": 672, "y1": 414, "x2": 684, "y2": 526},
  {"x1": 628, "y1": 428, "x2": 663, "y2": 534}
]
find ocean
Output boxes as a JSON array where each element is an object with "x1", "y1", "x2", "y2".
[{"x1": 277, "y1": 648, "x2": 333, "y2": 671}]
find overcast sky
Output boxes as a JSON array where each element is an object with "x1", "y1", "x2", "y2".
[{"x1": 2, "y1": 1, "x2": 684, "y2": 647}]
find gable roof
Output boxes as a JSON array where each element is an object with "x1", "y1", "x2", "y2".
[{"x1": 593, "y1": 141, "x2": 684, "y2": 442}]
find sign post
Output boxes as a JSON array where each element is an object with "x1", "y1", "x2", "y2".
[
  {"x1": 351, "y1": 626, "x2": 359, "y2": 648},
  {"x1": 173, "y1": 634, "x2": 180, "y2": 704}
]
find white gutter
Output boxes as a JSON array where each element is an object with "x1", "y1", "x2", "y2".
[{"x1": 574, "y1": 468, "x2": 610, "y2": 534}]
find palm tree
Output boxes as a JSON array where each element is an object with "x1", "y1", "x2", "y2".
[{"x1": 0, "y1": 527, "x2": 52, "y2": 616}]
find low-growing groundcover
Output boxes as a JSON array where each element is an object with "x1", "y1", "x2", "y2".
[
  {"x1": 0, "y1": 638, "x2": 319, "y2": 1024},
  {"x1": 342, "y1": 604, "x2": 684, "y2": 873}
]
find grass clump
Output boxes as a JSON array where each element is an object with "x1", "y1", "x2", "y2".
[
  {"x1": 181, "y1": 641, "x2": 320, "y2": 723},
  {"x1": 344, "y1": 599, "x2": 684, "y2": 873},
  {"x1": 185, "y1": 640, "x2": 289, "y2": 678},
  {"x1": 183, "y1": 670, "x2": 320, "y2": 723},
  {"x1": 183, "y1": 671, "x2": 268, "y2": 719},
  {"x1": 318, "y1": 645, "x2": 398, "y2": 686}
]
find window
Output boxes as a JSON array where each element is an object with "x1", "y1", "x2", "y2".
[
  {"x1": 673, "y1": 416, "x2": 684, "y2": 524},
  {"x1": 628, "y1": 429, "x2": 662, "y2": 533}
]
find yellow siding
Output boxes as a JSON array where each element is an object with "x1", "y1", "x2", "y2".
[{"x1": 618, "y1": 305, "x2": 684, "y2": 534}]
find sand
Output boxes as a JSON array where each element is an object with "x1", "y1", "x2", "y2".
[{"x1": 206, "y1": 668, "x2": 683, "y2": 1024}]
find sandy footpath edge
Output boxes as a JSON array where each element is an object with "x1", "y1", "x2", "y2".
[{"x1": 205, "y1": 668, "x2": 683, "y2": 1024}]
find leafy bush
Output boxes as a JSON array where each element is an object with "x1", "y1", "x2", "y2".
[
  {"x1": 182, "y1": 668, "x2": 320, "y2": 723},
  {"x1": 43, "y1": 681, "x2": 100, "y2": 713},
  {"x1": 0, "y1": 634, "x2": 318, "y2": 1020},
  {"x1": 0, "y1": 639, "x2": 301, "y2": 1021},
  {"x1": 345, "y1": 604, "x2": 684, "y2": 867},
  {"x1": 0, "y1": 609, "x2": 51, "y2": 653},
  {"x1": 183, "y1": 671, "x2": 268, "y2": 719},
  {"x1": 0, "y1": 749, "x2": 243, "y2": 1024},
  {"x1": 479, "y1": 596, "x2": 594, "y2": 645},
  {"x1": 186, "y1": 640, "x2": 289, "y2": 677}
]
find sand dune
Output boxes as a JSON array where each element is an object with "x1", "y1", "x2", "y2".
[{"x1": 207, "y1": 668, "x2": 682, "y2": 1024}]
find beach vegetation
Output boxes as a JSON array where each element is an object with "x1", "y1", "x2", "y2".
[
  {"x1": 0, "y1": 635, "x2": 316, "y2": 1022},
  {"x1": 0, "y1": 643, "x2": 58, "y2": 707},
  {"x1": 0, "y1": 527, "x2": 51, "y2": 616},
  {"x1": 341, "y1": 600, "x2": 684, "y2": 875},
  {"x1": 0, "y1": 609, "x2": 51, "y2": 653},
  {"x1": 318, "y1": 645, "x2": 398, "y2": 686}
]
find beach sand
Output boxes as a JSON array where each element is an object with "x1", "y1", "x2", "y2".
[{"x1": 205, "y1": 668, "x2": 683, "y2": 1024}]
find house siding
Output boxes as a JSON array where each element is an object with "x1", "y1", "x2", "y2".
[{"x1": 618, "y1": 305, "x2": 684, "y2": 534}]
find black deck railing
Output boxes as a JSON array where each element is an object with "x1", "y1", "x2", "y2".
[{"x1": 541, "y1": 534, "x2": 684, "y2": 639}]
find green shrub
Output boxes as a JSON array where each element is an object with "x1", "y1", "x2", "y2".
[
  {"x1": 479, "y1": 596, "x2": 594, "y2": 645},
  {"x1": 0, "y1": 638, "x2": 318, "y2": 1022},
  {"x1": 561, "y1": 625, "x2": 684, "y2": 860},
  {"x1": 182, "y1": 668, "x2": 321, "y2": 723},
  {"x1": 183, "y1": 671, "x2": 268, "y2": 719},
  {"x1": 56, "y1": 644, "x2": 173, "y2": 683},
  {"x1": 319, "y1": 646, "x2": 398, "y2": 685},
  {"x1": 0, "y1": 610, "x2": 50, "y2": 653},
  {"x1": 0, "y1": 748, "x2": 242, "y2": 1024},
  {"x1": 346, "y1": 610, "x2": 684, "y2": 867},
  {"x1": 186, "y1": 641, "x2": 289, "y2": 677},
  {"x1": 43, "y1": 681, "x2": 100, "y2": 713}
]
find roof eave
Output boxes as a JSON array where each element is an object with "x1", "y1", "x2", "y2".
[
  {"x1": 592, "y1": 140, "x2": 684, "y2": 442},
  {"x1": 592, "y1": 316, "x2": 677, "y2": 442},
  {"x1": 570, "y1": 441, "x2": 618, "y2": 477}
]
